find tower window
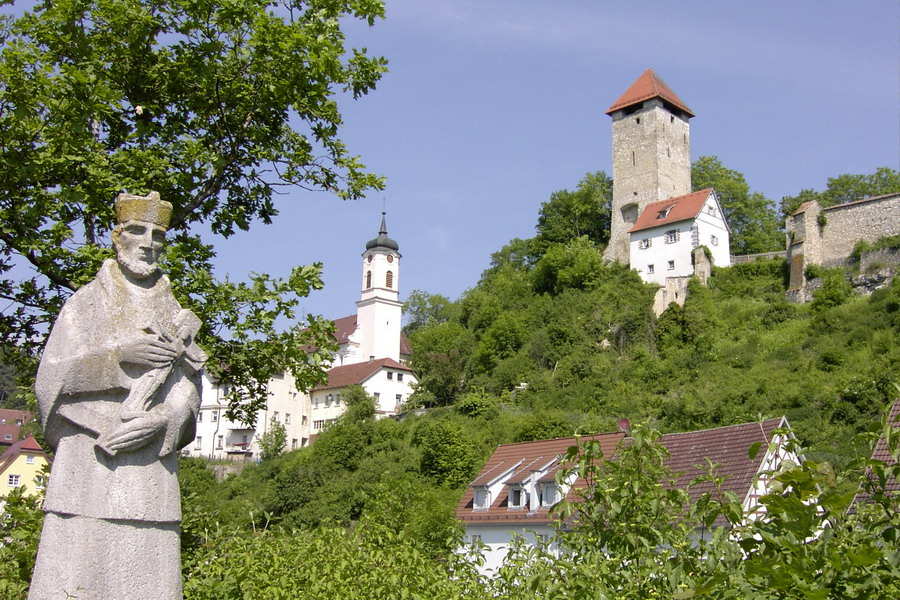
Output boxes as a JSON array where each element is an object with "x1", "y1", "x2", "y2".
[
  {"x1": 631, "y1": 151, "x2": 635, "y2": 166},
  {"x1": 366, "y1": 270, "x2": 372, "y2": 289},
  {"x1": 647, "y1": 264, "x2": 654, "y2": 274},
  {"x1": 386, "y1": 270, "x2": 393, "y2": 288},
  {"x1": 668, "y1": 260, "x2": 675, "y2": 270},
  {"x1": 670, "y1": 115, "x2": 675, "y2": 123},
  {"x1": 635, "y1": 117, "x2": 640, "y2": 124}
]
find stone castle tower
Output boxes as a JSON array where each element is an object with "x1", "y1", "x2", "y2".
[
  {"x1": 356, "y1": 212, "x2": 403, "y2": 361},
  {"x1": 603, "y1": 69, "x2": 694, "y2": 264}
]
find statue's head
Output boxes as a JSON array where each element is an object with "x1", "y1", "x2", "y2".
[{"x1": 112, "y1": 191, "x2": 172, "y2": 281}]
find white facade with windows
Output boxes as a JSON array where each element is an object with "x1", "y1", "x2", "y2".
[{"x1": 629, "y1": 188, "x2": 731, "y2": 286}]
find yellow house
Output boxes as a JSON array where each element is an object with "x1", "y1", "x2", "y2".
[{"x1": 1, "y1": 435, "x2": 50, "y2": 498}]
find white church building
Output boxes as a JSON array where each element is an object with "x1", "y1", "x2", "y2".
[{"x1": 188, "y1": 214, "x2": 416, "y2": 460}]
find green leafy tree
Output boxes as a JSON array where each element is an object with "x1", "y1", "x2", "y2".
[
  {"x1": 531, "y1": 236, "x2": 605, "y2": 295},
  {"x1": 414, "y1": 419, "x2": 479, "y2": 488},
  {"x1": 0, "y1": 0, "x2": 386, "y2": 421},
  {"x1": 408, "y1": 321, "x2": 476, "y2": 405},
  {"x1": 257, "y1": 416, "x2": 288, "y2": 461},
  {"x1": 340, "y1": 384, "x2": 376, "y2": 422},
  {"x1": 403, "y1": 290, "x2": 459, "y2": 334},
  {"x1": 692, "y1": 155, "x2": 782, "y2": 254},
  {"x1": 781, "y1": 167, "x2": 900, "y2": 218},
  {"x1": 535, "y1": 171, "x2": 613, "y2": 252}
]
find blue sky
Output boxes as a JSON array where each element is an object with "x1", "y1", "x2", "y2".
[{"x1": 209, "y1": 0, "x2": 899, "y2": 322}]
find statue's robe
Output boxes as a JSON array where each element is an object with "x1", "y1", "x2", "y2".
[{"x1": 29, "y1": 259, "x2": 204, "y2": 600}]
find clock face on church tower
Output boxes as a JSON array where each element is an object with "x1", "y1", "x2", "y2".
[
  {"x1": 387, "y1": 255, "x2": 394, "y2": 263},
  {"x1": 367, "y1": 255, "x2": 372, "y2": 263}
]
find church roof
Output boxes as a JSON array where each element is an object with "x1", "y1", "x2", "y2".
[
  {"x1": 331, "y1": 313, "x2": 412, "y2": 356},
  {"x1": 606, "y1": 68, "x2": 694, "y2": 117},
  {"x1": 365, "y1": 212, "x2": 399, "y2": 252},
  {"x1": 628, "y1": 188, "x2": 715, "y2": 233},
  {"x1": 313, "y1": 357, "x2": 412, "y2": 392}
]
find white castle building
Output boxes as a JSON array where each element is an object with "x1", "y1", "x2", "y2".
[{"x1": 188, "y1": 214, "x2": 416, "y2": 460}]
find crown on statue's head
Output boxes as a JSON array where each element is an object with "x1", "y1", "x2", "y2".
[{"x1": 114, "y1": 191, "x2": 172, "y2": 229}]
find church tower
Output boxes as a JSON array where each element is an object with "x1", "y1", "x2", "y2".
[
  {"x1": 603, "y1": 69, "x2": 694, "y2": 264},
  {"x1": 355, "y1": 213, "x2": 403, "y2": 362}
]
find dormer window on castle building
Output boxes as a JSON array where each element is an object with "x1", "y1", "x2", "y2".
[{"x1": 657, "y1": 205, "x2": 675, "y2": 219}]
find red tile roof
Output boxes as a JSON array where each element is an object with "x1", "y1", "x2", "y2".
[
  {"x1": 331, "y1": 313, "x2": 412, "y2": 356},
  {"x1": 313, "y1": 357, "x2": 413, "y2": 392},
  {"x1": 659, "y1": 418, "x2": 785, "y2": 504},
  {"x1": 606, "y1": 68, "x2": 694, "y2": 117},
  {"x1": 332, "y1": 314, "x2": 358, "y2": 344},
  {"x1": 457, "y1": 433, "x2": 624, "y2": 525},
  {"x1": 458, "y1": 419, "x2": 788, "y2": 527},
  {"x1": 855, "y1": 399, "x2": 900, "y2": 506},
  {"x1": 628, "y1": 188, "x2": 714, "y2": 234},
  {"x1": 0, "y1": 409, "x2": 31, "y2": 446},
  {"x1": 0, "y1": 435, "x2": 49, "y2": 474}
]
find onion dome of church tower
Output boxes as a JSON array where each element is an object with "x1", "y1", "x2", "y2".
[{"x1": 365, "y1": 212, "x2": 400, "y2": 251}]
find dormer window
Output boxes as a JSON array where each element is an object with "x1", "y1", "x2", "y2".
[
  {"x1": 540, "y1": 483, "x2": 560, "y2": 507},
  {"x1": 657, "y1": 205, "x2": 675, "y2": 219},
  {"x1": 474, "y1": 487, "x2": 491, "y2": 511},
  {"x1": 508, "y1": 486, "x2": 528, "y2": 510}
]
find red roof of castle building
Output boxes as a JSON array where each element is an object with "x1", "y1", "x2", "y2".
[
  {"x1": 628, "y1": 188, "x2": 715, "y2": 233},
  {"x1": 313, "y1": 357, "x2": 412, "y2": 392},
  {"x1": 606, "y1": 68, "x2": 694, "y2": 117}
]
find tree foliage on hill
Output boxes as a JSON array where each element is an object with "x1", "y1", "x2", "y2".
[
  {"x1": 0, "y1": 0, "x2": 386, "y2": 422},
  {"x1": 692, "y1": 156, "x2": 783, "y2": 254},
  {"x1": 535, "y1": 171, "x2": 612, "y2": 253},
  {"x1": 781, "y1": 167, "x2": 900, "y2": 218}
]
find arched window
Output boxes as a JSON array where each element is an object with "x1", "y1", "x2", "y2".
[
  {"x1": 366, "y1": 270, "x2": 372, "y2": 289},
  {"x1": 386, "y1": 270, "x2": 393, "y2": 288}
]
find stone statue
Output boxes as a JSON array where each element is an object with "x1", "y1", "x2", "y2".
[{"x1": 29, "y1": 192, "x2": 206, "y2": 600}]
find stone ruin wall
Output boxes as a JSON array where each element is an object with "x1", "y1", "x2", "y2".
[
  {"x1": 786, "y1": 193, "x2": 900, "y2": 290},
  {"x1": 817, "y1": 194, "x2": 900, "y2": 266}
]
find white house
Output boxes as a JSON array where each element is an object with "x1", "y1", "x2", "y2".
[
  {"x1": 310, "y1": 358, "x2": 416, "y2": 434},
  {"x1": 628, "y1": 188, "x2": 731, "y2": 285},
  {"x1": 458, "y1": 418, "x2": 799, "y2": 576},
  {"x1": 191, "y1": 370, "x2": 311, "y2": 460}
]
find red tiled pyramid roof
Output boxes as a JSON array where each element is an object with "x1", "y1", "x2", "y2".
[
  {"x1": 628, "y1": 188, "x2": 714, "y2": 233},
  {"x1": 606, "y1": 68, "x2": 694, "y2": 117}
]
